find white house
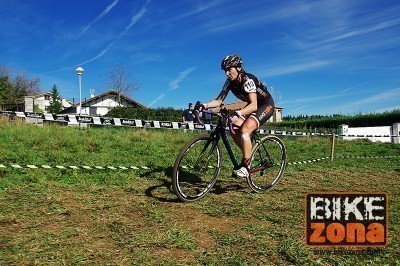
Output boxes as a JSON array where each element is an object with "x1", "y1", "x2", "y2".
[
  {"x1": 62, "y1": 90, "x2": 147, "y2": 116},
  {"x1": 24, "y1": 91, "x2": 72, "y2": 113}
]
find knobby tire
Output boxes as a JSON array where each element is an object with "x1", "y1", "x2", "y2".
[
  {"x1": 172, "y1": 134, "x2": 222, "y2": 202},
  {"x1": 247, "y1": 135, "x2": 286, "y2": 193}
]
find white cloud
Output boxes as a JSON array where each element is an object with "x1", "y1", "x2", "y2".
[
  {"x1": 120, "y1": 2, "x2": 149, "y2": 37},
  {"x1": 284, "y1": 105, "x2": 309, "y2": 116},
  {"x1": 76, "y1": 41, "x2": 115, "y2": 67},
  {"x1": 346, "y1": 88, "x2": 400, "y2": 106},
  {"x1": 148, "y1": 93, "x2": 166, "y2": 107},
  {"x1": 338, "y1": 88, "x2": 400, "y2": 112},
  {"x1": 148, "y1": 66, "x2": 196, "y2": 107},
  {"x1": 79, "y1": 0, "x2": 120, "y2": 36},
  {"x1": 168, "y1": 67, "x2": 196, "y2": 91},
  {"x1": 263, "y1": 60, "x2": 333, "y2": 78},
  {"x1": 326, "y1": 17, "x2": 400, "y2": 43},
  {"x1": 374, "y1": 105, "x2": 400, "y2": 113},
  {"x1": 53, "y1": 1, "x2": 150, "y2": 71}
]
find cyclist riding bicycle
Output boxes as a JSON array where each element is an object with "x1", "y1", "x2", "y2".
[{"x1": 201, "y1": 54, "x2": 275, "y2": 178}]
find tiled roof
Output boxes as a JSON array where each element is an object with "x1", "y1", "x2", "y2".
[{"x1": 76, "y1": 90, "x2": 147, "y2": 109}]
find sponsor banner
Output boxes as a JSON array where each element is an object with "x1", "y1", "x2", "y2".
[
  {"x1": 25, "y1": 112, "x2": 44, "y2": 119},
  {"x1": 76, "y1": 116, "x2": 94, "y2": 123},
  {"x1": 159, "y1": 121, "x2": 174, "y2": 129},
  {"x1": 5, "y1": 111, "x2": 396, "y2": 137},
  {"x1": 100, "y1": 117, "x2": 115, "y2": 125},
  {"x1": 120, "y1": 118, "x2": 136, "y2": 127},
  {"x1": 142, "y1": 120, "x2": 153, "y2": 128},
  {"x1": 194, "y1": 124, "x2": 206, "y2": 130},
  {"x1": 54, "y1": 115, "x2": 69, "y2": 122},
  {"x1": 305, "y1": 192, "x2": 388, "y2": 247}
]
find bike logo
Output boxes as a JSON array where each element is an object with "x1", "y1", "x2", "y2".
[
  {"x1": 77, "y1": 116, "x2": 93, "y2": 123},
  {"x1": 160, "y1": 122, "x2": 172, "y2": 128},
  {"x1": 305, "y1": 192, "x2": 388, "y2": 247},
  {"x1": 121, "y1": 119, "x2": 136, "y2": 126},
  {"x1": 101, "y1": 117, "x2": 114, "y2": 125}
]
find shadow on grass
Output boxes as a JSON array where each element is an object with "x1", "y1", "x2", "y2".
[
  {"x1": 211, "y1": 181, "x2": 247, "y2": 195},
  {"x1": 141, "y1": 166, "x2": 181, "y2": 203},
  {"x1": 142, "y1": 166, "x2": 248, "y2": 203}
]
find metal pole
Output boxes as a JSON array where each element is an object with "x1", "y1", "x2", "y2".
[
  {"x1": 76, "y1": 67, "x2": 84, "y2": 115},
  {"x1": 330, "y1": 133, "x2": 335, "y2": 162},
  {"x1": 79, "y1": 75, "x2": 82, "y2": 115}
]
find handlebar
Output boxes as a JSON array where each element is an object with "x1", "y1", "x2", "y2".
[{"x1": 193, "y1": 106, "x2": 236, "y2": 135}]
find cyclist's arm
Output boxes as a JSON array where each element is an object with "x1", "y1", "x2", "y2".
[
  {"x1": 204, "y1": 90, "x2": 228, "y2": 108},
  {"x1": 239, "y1": 92, "x2": 257, "y2": 116}
]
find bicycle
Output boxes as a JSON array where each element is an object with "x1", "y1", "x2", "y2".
[{"x1": 172, "y1": 105, "x2": 286, "y2": 202}]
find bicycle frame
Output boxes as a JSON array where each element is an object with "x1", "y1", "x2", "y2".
[
  {"x1": 197, "y1": 106, "x2": 271, "y2": 174},
  {"x1": 199, "y1": 109, "x2": 274, "y2": 174},
  {"x1": 172, "y1": 107, "x2": 286, "y2": 201},
  {"x1": 209, "y1": 119, "x2": 240, "y2": 170}
]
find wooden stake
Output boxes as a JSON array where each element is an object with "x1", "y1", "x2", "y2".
[{"x1": 330, "y1": 133, "x2": 335, "y2": 162}]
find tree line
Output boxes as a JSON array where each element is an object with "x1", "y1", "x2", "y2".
[
  {"x1": 270, "y1": 110, "x2": 400, "y2": 129},
  {"x1": 107, "y1": 107, "x2": 400, "y2": 129},
  {"x1": 107, "y1": 107, "x2": 184, "y2": 122}
]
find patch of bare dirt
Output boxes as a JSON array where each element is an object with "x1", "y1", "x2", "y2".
[{"x1": 170, "y1": 204, "x2": 250, "y2": 250}]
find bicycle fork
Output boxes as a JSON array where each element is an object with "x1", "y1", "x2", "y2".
[
  {"x1": 195, "y1": 136, "x2": 219, "y2": 171},
  {"x1": 221, "y1": 132, "x2": 240, "y2": 170}
]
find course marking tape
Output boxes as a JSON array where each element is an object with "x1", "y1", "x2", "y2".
[
  {"x1": 0, "y1": 164, "x2": 151, "y2": 170},
  {"x1": 287, "y1": 155, "x2": 400, "y2": 166},
  {"x1": 287, "y1": 157, "x2": 330, "y2": 166},
  {"x1": 0, "y1": 154, "x2": 398, "y2": 171}
]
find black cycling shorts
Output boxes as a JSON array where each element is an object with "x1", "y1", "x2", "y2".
[{"x1": 247, "y1": 99, "x2": 275, "y2": 127}]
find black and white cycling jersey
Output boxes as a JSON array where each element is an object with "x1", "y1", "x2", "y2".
[
  {"x1": 222, "y1": 72, "x2": 273, "y2": 105},
  {"x1": 221, "y1": 72, "x2": 275, "y2": 126}
]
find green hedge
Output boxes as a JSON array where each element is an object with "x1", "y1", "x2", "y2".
[
  {"x1": 107, "y1": 107, "x2": 184, "y2": 121},
  {"x1": 107, "y1": 107, "x2": 400, "y2": 131},
  {"x1": 271, "y1": 109, "x2": 400, "y2": 129}
]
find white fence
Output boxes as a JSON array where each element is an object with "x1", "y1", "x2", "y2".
[{"x1": 338, "y1": 124, "x2": 400, "y2": 143}]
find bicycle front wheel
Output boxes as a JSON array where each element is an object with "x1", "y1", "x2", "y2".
[
  {"x1": 172, "y1": 134, "x2": 222, "y2": 202},
  {"x1": 247, "y1": 136, "x2": 286, "y2": 193}
]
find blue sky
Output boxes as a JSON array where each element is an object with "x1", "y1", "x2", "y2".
[{"x1": 1, "y1": 0, "x2": 399, "y2": 116}]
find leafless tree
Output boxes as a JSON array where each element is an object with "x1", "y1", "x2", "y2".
[
  {"x1": 0, "y1": 65, "x2": 41, "y2": 104},
  {"x1": 102, "y1": 64, "x2": 139, "y2": 106},
  {"x1": 0, "y1": 65, "x2": 11, "y2": 77}
]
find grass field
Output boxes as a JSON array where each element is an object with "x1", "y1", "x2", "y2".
[{"x1": 0, "y1": 118, "x2": 399, "y2": 265}]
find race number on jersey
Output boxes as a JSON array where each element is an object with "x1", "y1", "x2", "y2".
[{"x1": 243, "y1": 79, "x2": 257, "y2": 93}]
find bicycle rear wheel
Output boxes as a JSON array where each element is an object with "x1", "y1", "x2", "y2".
[
  {"x1": 247, "y1": 136, "x2": 286, "y2": 193},
  {"x1": 172, "y1": 134, "x2": 222, "y2": 202}
]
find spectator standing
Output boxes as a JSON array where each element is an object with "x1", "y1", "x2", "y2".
[{"x1": 182, "y1": 103, "x2": 195, "y2": 123}]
